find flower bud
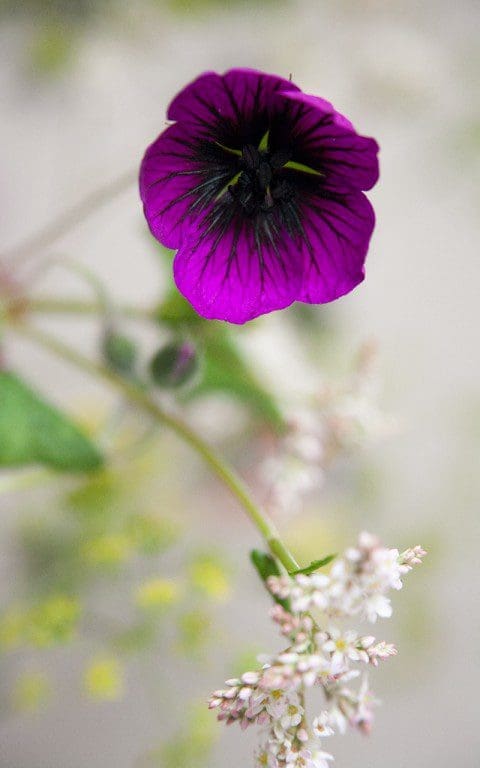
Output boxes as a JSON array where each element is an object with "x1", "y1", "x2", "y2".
[
  {"x1": 149, "y1": 341, "x2": 199, "y2": 389},
  {"x1": 102, "y1": 330, "x2": 137, "y2": 375}
]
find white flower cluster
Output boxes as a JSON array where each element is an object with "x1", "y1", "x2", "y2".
[
  {"x1": 208, "y1": 533, "x2": 425, "y2": 768},
  {"x1": 261, "y1": 344, "x2": 396, "y2": 518}
]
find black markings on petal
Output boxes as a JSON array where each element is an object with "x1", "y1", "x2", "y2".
[{"x1": 150, "y1": 78, "x2": 370, "y2": 297}]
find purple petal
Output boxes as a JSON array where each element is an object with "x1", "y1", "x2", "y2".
[
  {"x1": 272, "y1": 91, "x2": 379, "y2": 192},
  {"x1": 297, "y1": 192, "x2": 375, "y2": 303},
  {"x1": 168, "y1": 68, "x2": 299, "y2": 146},
  {"x1": 140, "y1": 122, "x2": 233, "y2": 249},
  {"x1": 172, "y1": 207, "x2": 304, "y2": 324}
]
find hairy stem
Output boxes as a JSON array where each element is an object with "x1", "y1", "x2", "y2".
[{"x1": 13, "y1": 322, "x2": 299, "y2": 572}]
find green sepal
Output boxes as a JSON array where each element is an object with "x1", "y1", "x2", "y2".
[{"x1": 288, "y1": 554, "x2": 337, "y2": 576}]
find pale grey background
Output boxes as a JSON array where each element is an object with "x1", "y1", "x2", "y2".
[{"x1": 1, "y1": 1, "x2": 479, "y2": 766}]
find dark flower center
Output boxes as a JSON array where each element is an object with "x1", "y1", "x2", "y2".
[{"x1": 227, "y1": 144, "x2": 294, "y2": 217}]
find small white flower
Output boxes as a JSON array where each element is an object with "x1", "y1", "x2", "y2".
[
  {"x1": 322, "y1": 628, "x2": 361, "y2": 667},
  {"x1": 310, "y1": 749, "x2": 334, "y2": 768},
  {"x1": 265, "y1": 689, "x2": 291, "y2": 719},
  {"x1": 296, "y1": 654, "x2": 325, "y2": 687},
  {"x1": 284, "y1": 745, "x2": 313, "y2": 766},
  {"x1": 313, "y1": 653, "x2": 342, "y2": 684},
  {"x1": 246, "y1": 692, "x2": 268, "y2": 719},
  {"x1": 364, "y1": 593, "x2": 392, "y2": 622},
  {"x1": 312, "y1": 711, "x2": 334, "y2": 738},
  {"x1": 351, "y1": 676, "x2": 377, "y2": 734},
  {"x1": 291, "y1": 573, "x2": 330, "y2": 613},
  {"x1": 267, "y1": 576, "x2": 293, "y2": 600},
  {"x1": 328, "y1": 705, "x2": 348, "y2": 735},
  {"x1": 255, "y1": 747, "x2": 279, "y2": 768},
  {"x1": 370, "y1": 546, "x2": 403, "y2": 591},
  {"x1": 280, "y1": 700, "x2": 304, "y2": 730}
]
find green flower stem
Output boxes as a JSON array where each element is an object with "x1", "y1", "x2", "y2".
[{"x1": 13, "y1": 322, "x2": 299, "y2": 573}]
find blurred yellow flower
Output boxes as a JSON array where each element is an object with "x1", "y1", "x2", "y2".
[
  {"x1": 177, "y1": 610, "x2": 211, "y2": 656},
  {"x1": 189, "y1": 553, "x2": 230, "y2": 602},
  {"x1": 127, "y1": 513, "x2": 179, "y2": 555},
  {"x1": 135, "y1": 578, "x2": 180, "y2": 611},
  {"x1": 82, "y1": 534, "x2": 132, "y2": 567},
  {"x1": 13, "y1": 671, "x2": 50, "y2": 712},
  {"x1": 28, "y1": 596, "x2": 80, "y2": 648},
  {"x1": 0, "y1": 607, "x2": 26, "y2": 650},
  {"x1": 84, "y1": 657, "x2": 124, "y2": 702}
]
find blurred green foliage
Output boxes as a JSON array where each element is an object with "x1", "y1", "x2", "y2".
[
  {"x1": 27, "y1": 595, "x2": 81, "y2": 647},
  {"x1": 177, "y1": 609, "x2": 212, "y2": 656},
  {"x1": 127, "y1": 513, "x2": 178, "y2": 556},
  {"x1": 166, "y1": 0, "x2": 282, "y2": 13},
  {"x1": 0, "y1": 372, "x2": 103, "y2": 472},
  {"x1": 17, "y1": 461, "x2": 181, "y2": 594},
  {"x1": 27, "y1": 23, "x2": 75, "y2": 76},
  {"x1": 0, "y1": 0, "x2": 287, "y2": 78},
  {"x1": 0, "y1": 595, "x2": 80, "y2": 650},
  {"x1": 160, "y1": 703, "x2": 218, "y2": 768},
  {"x1": 231, "y1": 646, "x2": 262, "y2": 678},
  {"x1": 12, "y1": 671, "x2": 51, "y2": 713},
  {"x1": 0, "y1": 435, "x2": 230, "y2": 757}
]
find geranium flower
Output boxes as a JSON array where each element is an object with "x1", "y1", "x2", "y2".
[{"x1": 140, "y1": 68, "x2": 379, "y2": 323}]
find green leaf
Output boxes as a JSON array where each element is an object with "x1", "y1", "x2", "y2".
[
  {"x1": 250, "y1": 549, "x2": 290, "y2": 611},
  {"x1": 250, "y1": 549, "x2": 281, "y2": 581},
  {"x1": 155, "y1": 288, "x2": 202, "y2": 328},
  {"x1": 192, "y1": 328, "x2": 285, "y2": 431},
  {"x1": 289, "y1": 554, "x2": 337, "y2": 576},
  {"x1": 0, "y1": 372, "x2": 103, "y2": 472}
]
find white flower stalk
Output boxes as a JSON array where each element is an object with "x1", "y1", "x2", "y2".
[
  {"x1": 260, "y1": 344, "x2": 396, "y2": 519},
  {"x1": 208, "y1": 533, "x2": 425, "y2": 767}
]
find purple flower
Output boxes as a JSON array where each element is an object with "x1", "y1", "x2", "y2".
[{"x1": 140, "y1": 68, "x2": 379, "y2": 324}]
